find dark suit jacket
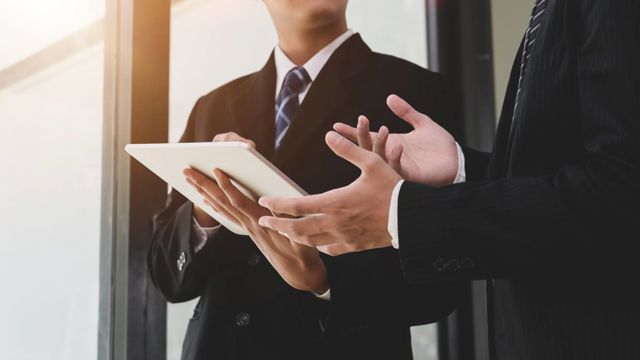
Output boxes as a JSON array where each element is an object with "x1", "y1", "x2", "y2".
[
  {"x1": 396, "y1": 1, "x2": 640, "y2": 359},
  {"x1": 148, "y1": 34, "x2": 462, "y2": 360}
]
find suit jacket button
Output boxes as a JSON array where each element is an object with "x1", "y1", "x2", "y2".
[
  {"x1": 461, "y1": 258, "x2": 475, "y2": 270},
  {"x1": 248, "y1": 253, "x2": 261, "y2": 266},
  {"x1": 177, "y1": 252, "x2": 187, "y2": 272},
  {"x1": 446, "y1": 258, "x2": 460, "y2": 272},
  {"x1": 433, "y1": 258, "x2": 446, "y2": 272},
  {"x1": 236, "y1": 312, "x2": 250, "y2": 327}
]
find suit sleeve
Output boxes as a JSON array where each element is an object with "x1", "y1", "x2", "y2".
[
  {"x1": 459, "y1": 145, "x2": 491, "y2": 182},
  {"x1": 147, "y1": 98, "x2": 254, "y2": 302},
  {"x1": 322, "y1": 249, "x2": 463, "y2": 338},
  {"x1": 397, "y1": 0, "x2": 640, "y2": 283}
]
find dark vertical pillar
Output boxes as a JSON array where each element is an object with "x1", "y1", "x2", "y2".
[
  {"x1": 425, "y1": 1, "x2": 496, "y2": 360},
  {"x1": 100, "y1": 0, "x2": 170, "y2": 359},
  {"x1": 427, "y1": 0, "x2": 496, "y2": 151}
]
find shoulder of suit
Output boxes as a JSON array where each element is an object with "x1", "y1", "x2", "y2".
[
  {"x1": 194, "y1": 71, "x2": 260, "y2": 109},
  {"x1": 372, "y1": 52, "x2": 444, "y2": 86},
  {"x1": 369, "y1": 51, "x2": 443, "y2": 82}
]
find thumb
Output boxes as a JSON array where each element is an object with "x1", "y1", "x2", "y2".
[
  {"x1": 325, "y1": 131, "x2": 378, "y2": 171},
  {"x1": 388, "y1": 144, "x2": 403, "y2": 174},
  {"x1": 386, "y1": 94, "x2": 431, "y2": 129}
]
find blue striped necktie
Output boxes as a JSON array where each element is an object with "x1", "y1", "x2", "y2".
[
  {"x1": 511, "y1": 0, "x2": 548, "y2": 130},
  {"x1": 275, "y1": 67, "x2": 311, "y2": 148}
]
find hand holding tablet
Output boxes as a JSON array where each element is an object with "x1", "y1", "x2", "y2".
[{"x1": 125, "y1": 140, "x2": 307, "y2": 235}]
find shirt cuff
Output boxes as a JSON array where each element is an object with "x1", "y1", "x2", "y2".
[
  {"x1": 314, "y1": 289, "x2": 331, "y2": 301},
  {"x1": 192, "y1": 216, "x2": 221, "y2": 253},
  {"x1": 387, "y1": 142, "x2": 466, "y2": 250},
  {"x1": 388, "y1": 179, "x2": 404, "y2": 249},
  {"x1": 453, "y1": 142, "x2": 466, "y2": 184}
]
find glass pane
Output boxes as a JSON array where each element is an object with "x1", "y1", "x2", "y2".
[
  {"x1": 0, "y1": 2, "x2": 104, "y2": 359},
  {"x1": 0, "y1": 0, "x2": 104, "y2": 70},
  {"x1": 168, "y1": 1, "x2": 436, "y2": 359}
]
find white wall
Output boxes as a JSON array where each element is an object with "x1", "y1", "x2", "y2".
[
  {"x1": 490, "y1": 0, "x2": 531, "y2": 121},
  {"x1": 0, "y1": 45, "x2": 103, "y2": 360}
]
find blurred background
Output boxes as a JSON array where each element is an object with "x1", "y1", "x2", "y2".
[{"x1": 0, "y1": 0, "x2": 530, "y2": 359}]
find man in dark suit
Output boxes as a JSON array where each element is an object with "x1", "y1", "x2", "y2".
[
  {"x1": 259, "y1": 1, "x2": 640, "y2": 359},
  {"x1": 148, "y1": 1, "x2": 461, "y2": 359}
]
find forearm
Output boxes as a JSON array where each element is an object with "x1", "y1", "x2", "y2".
[
  {"x1": 148, "y1": 193, "x2": 243, "y2": 302},
  {"x1": 322, "y1": 249, "x2": 463, "y2": 335},
  {"x1": 397, "y1": 155, "x2": 640, "y2": 283},
  {"x1": 398, "y1": 0, "x2": 640, "y2": 283},
  {"x1": 458, "y1": 144, "x2": 491, "y2": 181},
  {"x1": 148, "y1": 199, "x2": 211, "y2": 302}
]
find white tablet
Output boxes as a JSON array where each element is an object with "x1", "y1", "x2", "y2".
[{"x1": 125, "y1": 142, "x2": 307, "y2": 235}]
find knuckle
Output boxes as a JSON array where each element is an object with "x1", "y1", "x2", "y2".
[
  {"x1": 289, "y1": 224, "x2": 305, "y2": 238},
  {"x1": 362, "y1": 156, "x2": 379, "y2": 171},
  {"x1": 230, "y1": 195, "x2": 245, "y2": 208},
  {"x1": 213, "y1": 132, "x2": 229, "y2": 141},
  {"x1": 218, "y1": 179, "x2": 232, "y2": 192},
  {"x1": 298, "y1": 236, "x2": 313, "y2": 247},
  {"x1": 216, "y1": 196, "x2": 228, "y2": 206}
]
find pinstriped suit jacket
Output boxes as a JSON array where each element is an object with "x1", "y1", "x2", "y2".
[{"x1": 397, "y1": 1, "x2": 640, "y2": 359}]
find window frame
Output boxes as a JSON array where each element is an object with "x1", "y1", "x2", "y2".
[
  {"x1": 426, "y1": 0, "x2": 497, "y2": 359},
  {"x1": 99, "y1": 0, "x2": 171, "y2": 359}
]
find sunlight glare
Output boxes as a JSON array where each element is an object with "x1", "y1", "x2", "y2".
[{"x1": 0, "y1": 0, "x2": 104, "y2": 70}]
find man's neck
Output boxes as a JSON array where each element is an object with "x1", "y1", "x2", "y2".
[{"x1": 277, "y1": 22, "x2": 348, "y2": 66}]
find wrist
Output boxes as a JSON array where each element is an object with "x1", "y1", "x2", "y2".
[
  {"x1": 306, "y1": 261, "x2": 330, "y2": 294},
  {"x1": 311, "y1": 277, "x2": 330, "y2": 295}
]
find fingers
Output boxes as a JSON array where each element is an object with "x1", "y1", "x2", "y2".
[
  {"x1": 213, "y1": 169, "x2": 263, "y2": 220},
  {"x1": 184, "y1": 168, "x2": 252, "y2": 225},
  {"x1": 386, "y1": 94, "x2": 431, "y2": 128},
  {"x1": 203, "y1": 198, "x2": 241, "y2": 226},
  {"x1": 388, "y1": 144, "x2": 403, "y2": 174},
  {"x1": 356, "y1": 116, "x2": 373, "y2": 151},
  {"x1": 185, "y1": 174, "x2": 245, "y2": 226},
  {"x1": 184, "y1": 168, "x2": 228, "y2": 206},
  {"x1": 332, "y1": 123, "x2": 358, "y2": 142},
  {"x1": 258, "y1": 192, "x2": 327, "y2": 217},
  {"x1": 372, "y1": 126, "x2": 389, "y2": 161},
  {"x1": 212, "y1": 132, "x2": 256, "y2": 148},
  {"x1": 325, "y1": 131, "x2": 381, "y2": 172}
]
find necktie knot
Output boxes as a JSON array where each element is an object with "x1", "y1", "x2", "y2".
[{"x1": 283, "y1": 67, "x2": 311, "y2": 94}]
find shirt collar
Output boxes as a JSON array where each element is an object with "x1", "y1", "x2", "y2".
[{"x1": 274, "y1": 29, "x2": 355, "y2": 97}]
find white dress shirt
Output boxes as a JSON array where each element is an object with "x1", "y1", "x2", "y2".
[
  {"x1": 388, "y1": 143, "x2": 467, "y2": 248},
  {"x1": 191, "y1": 29, "x2": 356, "y2": 301}
]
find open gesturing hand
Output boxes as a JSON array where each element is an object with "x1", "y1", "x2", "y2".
[
  {"x1": 258, "y1": 131, "x2": 402, "y2": 256},
  {"x1": 334, "y1": 94, "x2": 458, "y2": 186}
]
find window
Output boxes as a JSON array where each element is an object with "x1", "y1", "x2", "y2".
[{"x1": 0, "y1": 1, "x2": 105, "y2": 359}]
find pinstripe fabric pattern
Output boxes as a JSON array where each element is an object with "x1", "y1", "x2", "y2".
[
  {"x1": 511, "y1": 0, "x2": 548, "y2": 132},
  {"x1": 275, "y1": 67, "x2": 310, "y2": 148},
  {"x1": 396, "y1": 0, "x2": 640, "y2": 359}
]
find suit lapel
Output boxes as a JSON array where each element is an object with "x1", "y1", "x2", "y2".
[
  {"x1": 272, "y1": 35, "x2": 374, "y2": 168},
  {"x1": 228, "y1": 53, "x2": 277, "y2": 159}
]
